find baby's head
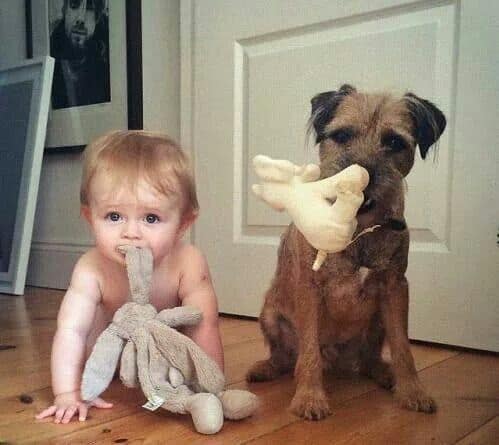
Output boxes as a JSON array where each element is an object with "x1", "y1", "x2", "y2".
[
  {"x1": 80, "y1": 131, "x2": 199, "y2": 264},
  {"x1": 81, "y1": 130, "x2": 199, "y2": 221}
]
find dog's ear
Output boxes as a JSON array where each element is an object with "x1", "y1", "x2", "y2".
[
  {"x1": 404, "y1": 93, "x2": 446, "y2": 159},
  {"x1": 310, "y1": 84, "x2": 356, "y2": 143}
]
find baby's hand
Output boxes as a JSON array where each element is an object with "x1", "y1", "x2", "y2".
[{"x1": 35, "y1": 390, "x2": 113, "y2": 424}]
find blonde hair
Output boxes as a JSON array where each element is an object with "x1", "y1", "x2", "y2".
[{"x1": 80, "y1": 130, "x2": 199, "y2": 218}]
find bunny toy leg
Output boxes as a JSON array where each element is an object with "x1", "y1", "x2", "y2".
[
  {"x1": 146, "y1": 335, "x2": 223, "y2": 435},
  {"x1": 184, "y1": 393, "x2": 224, "y2": 435},
  {"x1": 218, "y1": 389, "x2": 260, "y2": 420},
  {"x1": 159, "y1": 381, "x2": 225, "y2": 435}
]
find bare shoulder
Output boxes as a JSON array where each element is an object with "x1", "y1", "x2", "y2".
[
  {"x1": 69, "y1": 248, "x2": 103, "y2": 303},
  {"x1": 73, "y1": 248, "x2": 102, "y2": 279},
  {"x1": 57, "y1": 249, "x2": 105, "y2": 329},
  {"x1": 176, "y1": 243, "x2": 213, "y2": 298},
  {"x1": 177, "y1": 243, "x2": 209, "y2": 270}
]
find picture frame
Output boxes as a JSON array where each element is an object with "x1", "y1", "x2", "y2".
[
  {"x1": 0, "y1": 56, "x2": 55, "y2": 295},
  {"x1": 25, "y1": 0, "x2": 143, "y2": 151}
]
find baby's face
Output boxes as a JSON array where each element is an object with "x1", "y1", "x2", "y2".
[{"x1": 83, "y1": 172, "x2": 187, "y2": 267}]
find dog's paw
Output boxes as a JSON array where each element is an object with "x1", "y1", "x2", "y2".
[
  {"x1": 246, "y1": 360, "x2": 280, "y2": 382},
  {"x1": 396, "y1": 386, "x2": 437, "y2": 413},
  {"x1": 290, "y1": 389, "x2": 331, "y2": 420}
]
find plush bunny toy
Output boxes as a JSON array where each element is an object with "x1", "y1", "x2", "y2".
[
  {"x1": 81, "y1": 245, "x2": 259, "y2": 434},
  {"x1": 252, "y1": 155, "x2": 378, "y2": 270}
]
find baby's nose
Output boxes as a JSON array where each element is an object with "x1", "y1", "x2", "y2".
[{"x1": 122, "y1": 220, "x2": 141, "y2": 239}]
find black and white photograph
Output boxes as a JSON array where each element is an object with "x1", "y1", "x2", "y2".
[
  {"x1": 49, "y1": 0, "x2": 110, "y2": 109},
  {"x1": 25, "y1": 0, "x2": 137, "y2": 149}
]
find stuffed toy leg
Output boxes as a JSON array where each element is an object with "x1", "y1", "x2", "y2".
[{"x1": 81, "y1": 246, "x2": 259, "y2": 434}]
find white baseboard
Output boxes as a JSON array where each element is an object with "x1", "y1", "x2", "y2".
[{"x1": 26, "y1": 241, "x2": 90, "y2": 290}]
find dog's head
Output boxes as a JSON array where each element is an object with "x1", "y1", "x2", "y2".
[{"x1": 309, "y1": 84, "x2": 446, "y2": 225}]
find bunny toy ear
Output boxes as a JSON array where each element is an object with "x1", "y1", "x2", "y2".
[
  {"x1": 118, "y1": 245, "x2": 154, "y2": 305},
  {"x1": 81, "y1": 327, "x2": 125, "y2": 401}
]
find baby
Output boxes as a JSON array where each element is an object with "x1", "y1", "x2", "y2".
[{"x1": 36, "y1": 130, "x2": 224, "y2": 424}]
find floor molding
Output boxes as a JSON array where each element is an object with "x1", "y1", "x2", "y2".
[{"x1": 26, "y1": 240, "x2": 90, "y2": 289}]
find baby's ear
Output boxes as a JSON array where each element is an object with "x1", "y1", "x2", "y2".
[
  {"x1": 81, "y1": 205, "x2": 92, "y2": 224},
  {"x1": 177, "y1": 210, "x2": 198, "y2": 239}
]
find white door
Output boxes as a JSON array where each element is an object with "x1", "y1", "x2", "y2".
[{"x1": 182, "y1": 0, "x2": 499, "y2": 351}]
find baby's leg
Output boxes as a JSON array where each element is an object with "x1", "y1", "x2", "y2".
[{"x1": 85, "y1": 305, "x2": 111, "y2": 359}]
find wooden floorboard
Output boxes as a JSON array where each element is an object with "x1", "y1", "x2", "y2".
[
  {"x1": 0, "y1": 287, "x2": 497, "y2": 444},
  {"x1": 245, "y1": 353, "x2": 499, "y2": 445},
  {"x1": 455, "y1": 416, "x2": 499, "y2": 445}
]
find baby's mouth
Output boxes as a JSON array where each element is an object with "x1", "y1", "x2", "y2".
[
  {"x1": 116, "y1": 245, "x2": 140, "y2": 257},
  {"x1": 115, "y1": 246, "x2": 127, "y2": 261},
  {"x1": 116, "y1": 245, "x2": 148, "y2": 255}
]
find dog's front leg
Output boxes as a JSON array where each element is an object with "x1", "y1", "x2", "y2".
[
  {"x1": 290, "y1": 288, "x2": 331, "y2": 420},
  {"x1": 379, "y1": 272, "x2": 436, "y2": 413}
]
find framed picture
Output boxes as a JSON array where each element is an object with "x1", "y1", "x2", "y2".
[
  {"x1": 0, "y1": 56, "x2": 54, "y2": 294},
  {"x1": 26, "y1": 0, "x2": 142, "y2": 151}
]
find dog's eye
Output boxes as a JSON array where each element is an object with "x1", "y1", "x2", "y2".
[
  {"x1": 329, "y1": 129, "x2": 353, "y2": 145},
  {"x1": 382, "y1": 133, "x2": 408, "y2": 152}
]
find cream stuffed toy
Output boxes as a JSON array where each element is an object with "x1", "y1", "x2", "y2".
[
  {"x1": 81, "y1": 246, "x2": 259, "y2": 435},
  {"x1": 252, "y1": 155, "x2": 378, "y2": 270}
]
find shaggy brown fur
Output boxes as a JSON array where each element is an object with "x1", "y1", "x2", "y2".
[{"x1": 246, "y1": 85, "x2": 446, "y2": 420}]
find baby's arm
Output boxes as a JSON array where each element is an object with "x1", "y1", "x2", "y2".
[
  {"x1": 36, "y1": 256, "x2": 112, "y2": 423},
  {"x1": 178, "y1": 246, "x2": 224, "y2": 372}
]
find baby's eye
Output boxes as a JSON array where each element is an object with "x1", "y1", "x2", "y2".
[
  {"x1": 145, "y1": 214, "x2": 160, "y2": 224},
  {"x1": 106, "y1": 212, "x2": 122, "y2": 222}
]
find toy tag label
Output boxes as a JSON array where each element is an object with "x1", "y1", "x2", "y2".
[{"x1": 142, "y1": 394, "x2": 165, "y2": 411}]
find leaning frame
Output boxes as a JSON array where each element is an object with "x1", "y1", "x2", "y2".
[{"x1": 0, "y1": 56, "x2": 54, "y2": 295}]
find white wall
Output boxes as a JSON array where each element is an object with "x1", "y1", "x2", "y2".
[
  {"x1": 142, "y1": 1, "x2": 180, "y2": 139},
  {"x1": 0, "y1": 0, "x2": 181, "y2": 289},
  {"x1": 0, "y1": 1, "x2": 26, "y2": 66}
]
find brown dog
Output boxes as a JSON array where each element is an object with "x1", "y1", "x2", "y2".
[{"x1": 246, "y1": 84, "x2": 446, "y2": 420}]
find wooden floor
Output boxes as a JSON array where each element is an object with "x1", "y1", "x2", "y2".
[{"x1": 0, "y1": 288, "x2": 498, "y2": 445}]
